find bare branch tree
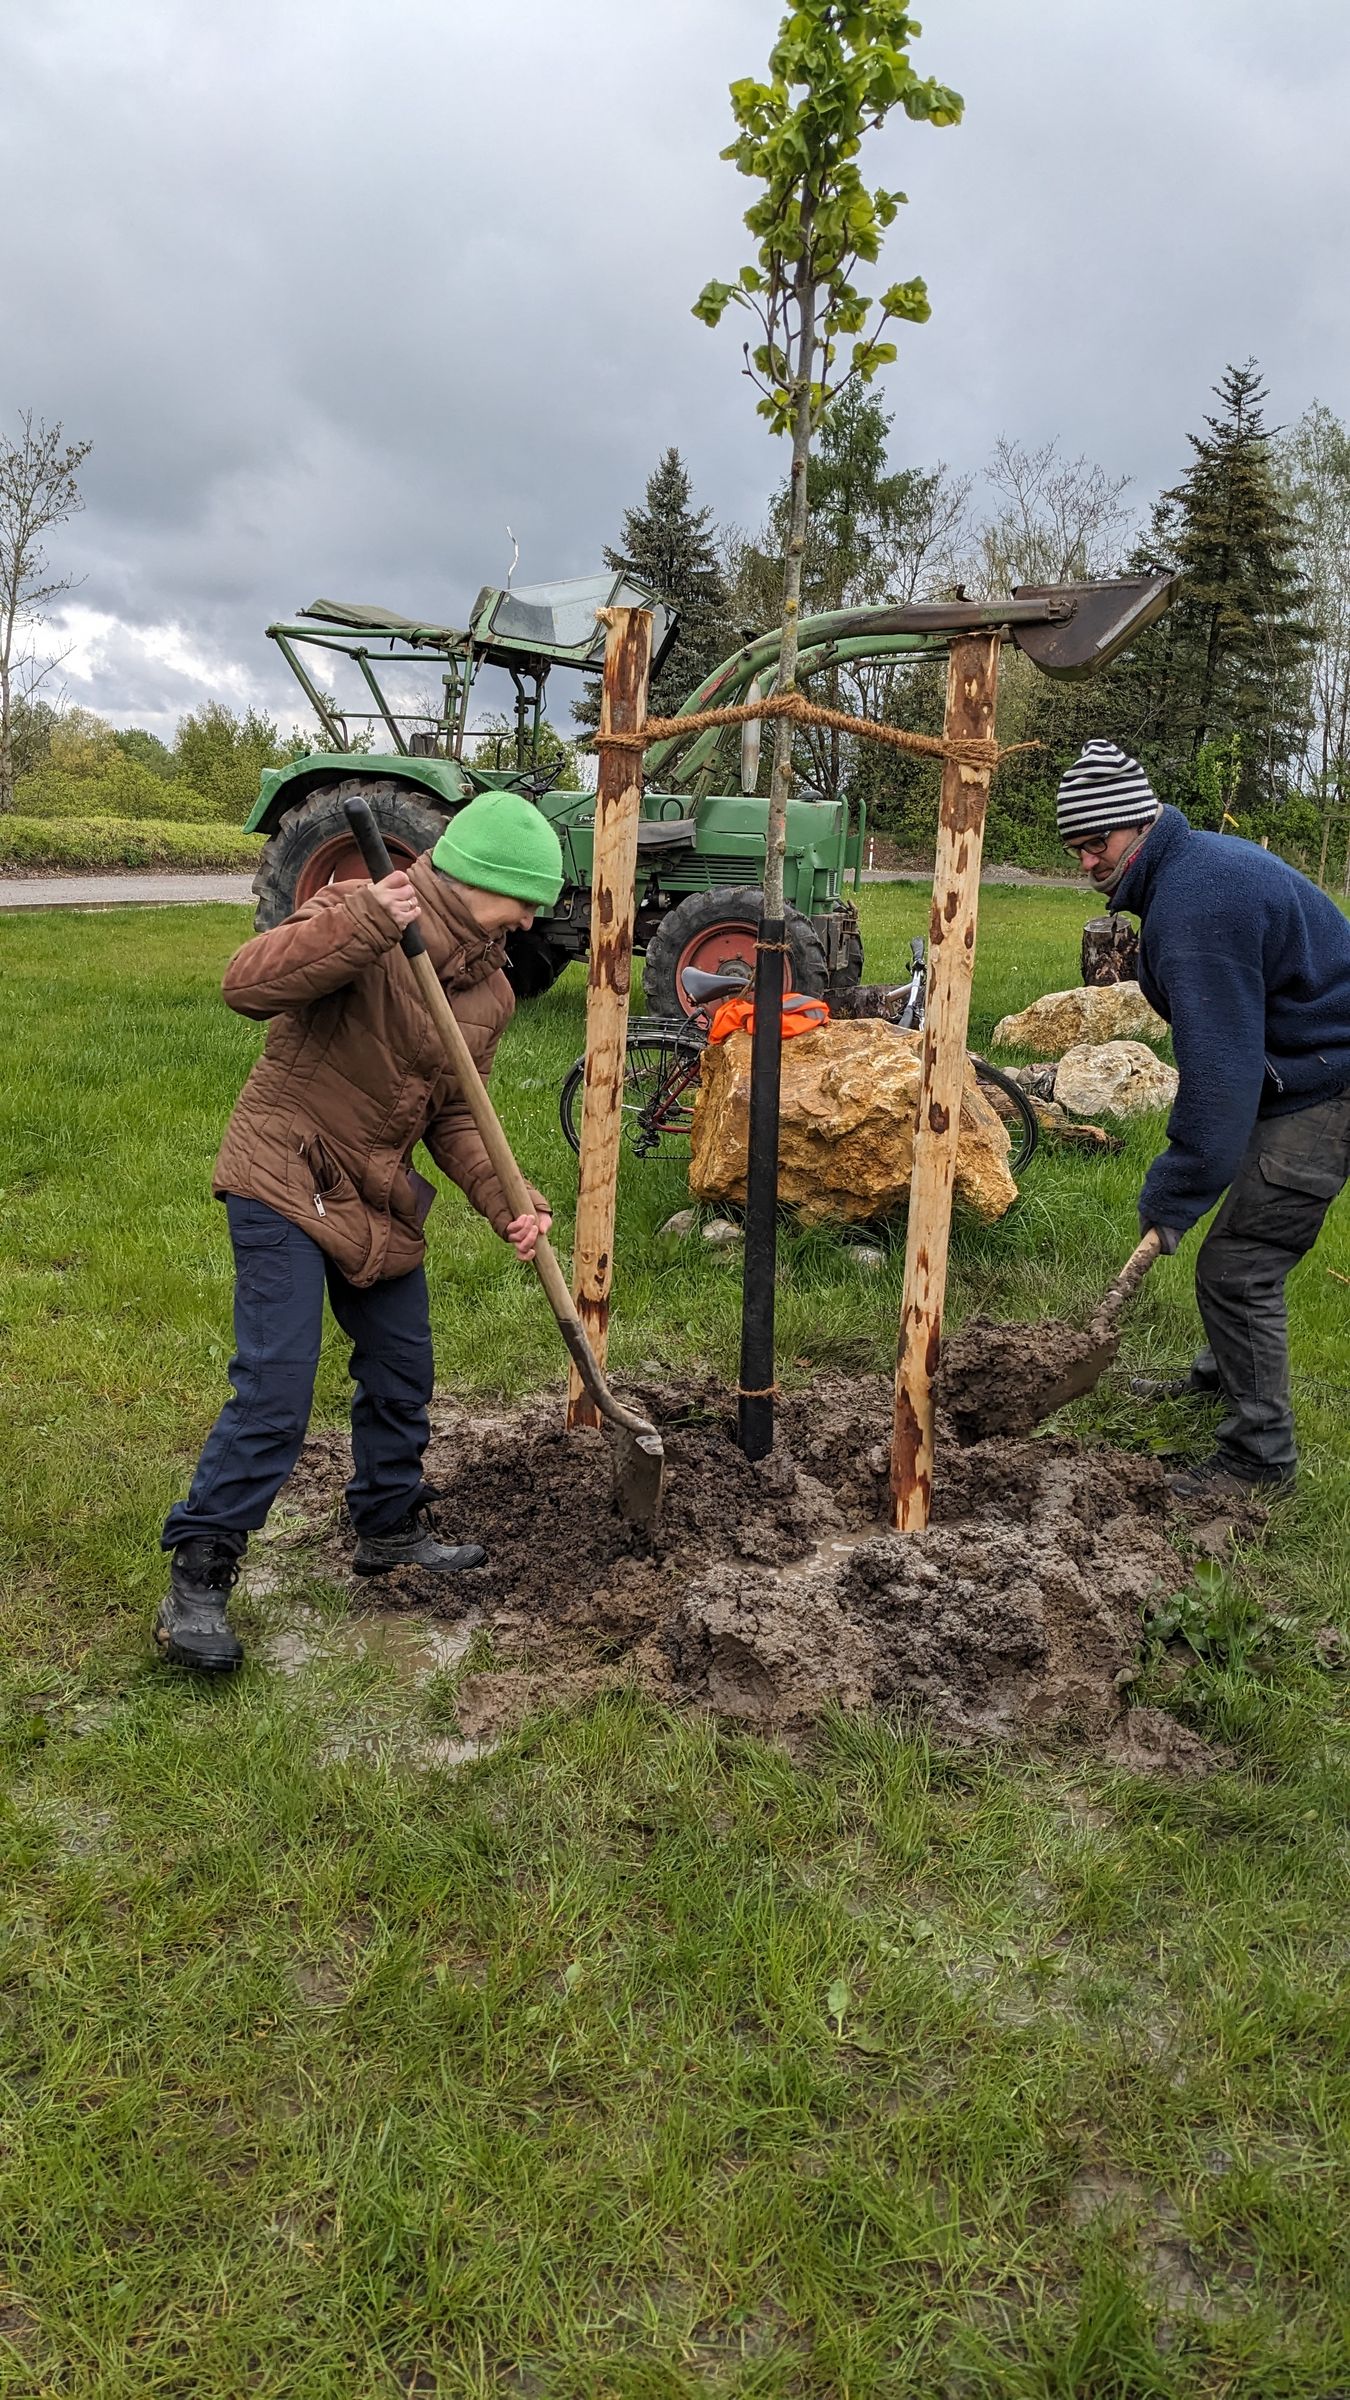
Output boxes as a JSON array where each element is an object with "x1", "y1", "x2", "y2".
[
  {"x1": 0, "y1": 413, "x2": 92, "y2": 811},
  {"x1": 1279, "y1": 401, "x2": 1350, "y2": 887},
  {"x1": 966, "y1": 436, "x2": 1133, "y2": 598}
]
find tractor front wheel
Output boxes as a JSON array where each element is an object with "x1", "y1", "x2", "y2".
[
  {"x1": 641, "y1": 886, "x2": 828, "y2": 1020},
  {"x1": 251, "y1": 780, "x2": 448, "y2": 931},
  {"x1": 504, "y1": 927, "x2": 572, "y2": 998}
]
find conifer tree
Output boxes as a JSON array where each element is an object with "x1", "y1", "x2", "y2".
[
  {"x1": 994, "y1": 364, "x2": 1315, "y2": 843},
  {"x1": 573, "y1": 448, "x2": 731, "y2": 727},
  {"x1": 1157, "y1": 361, "x2": 1312, "y2": 814}
]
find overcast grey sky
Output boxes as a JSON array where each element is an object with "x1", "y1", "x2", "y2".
[{"x1": 4, "y1": 0, "x2": 1348, "y2": 739}]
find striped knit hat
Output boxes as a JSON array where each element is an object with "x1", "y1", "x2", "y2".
[{"x1": 1056, "y1": 741, "x2": 1160, "y2": 843}]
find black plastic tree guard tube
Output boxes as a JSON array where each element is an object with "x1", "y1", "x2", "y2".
[{"x1": 736, "y1": 921, "x2": 787, "y2": 1459}]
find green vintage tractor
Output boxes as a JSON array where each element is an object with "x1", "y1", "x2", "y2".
[{"x1": 245, "y1": 567, "x2": 1174, "y2": 1014}]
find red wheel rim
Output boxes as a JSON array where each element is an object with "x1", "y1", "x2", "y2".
[
  {"x1": 293, "y1": 830, "x2": 420, "y2": 907},
  {"x1": 672, "y1": 918, "x2": 759, "y2": 1014}
]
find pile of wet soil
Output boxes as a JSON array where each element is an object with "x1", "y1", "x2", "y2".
[
  {"x1": 938, "y1": 1314, "x2": 1118, "y2": 1443},
  {"x1": 275, "y1": 1375, "x2": 1194, "y2": 1753}
]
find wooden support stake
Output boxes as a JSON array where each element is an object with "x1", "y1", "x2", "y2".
[
  {"x1": 566, "y1": 605, "x2": 653, "y2": 1429},
  {"x1": 891, "y1": 632, "x2": 1001, "y2": 1531}
]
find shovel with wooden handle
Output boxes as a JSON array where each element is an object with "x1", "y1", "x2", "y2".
[
  {"x1": 342, "y1": 798, "x2": 665, "y2": 1529},
  {"x1": 939, "y1": 1229, "x2": 1164, "y2": 1442}
]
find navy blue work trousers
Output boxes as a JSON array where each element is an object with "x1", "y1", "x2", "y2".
[{"x1": 162, "y1": 1195, "x2": 434, "y2": 1554}]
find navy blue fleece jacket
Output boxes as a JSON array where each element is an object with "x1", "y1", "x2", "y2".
[{"x1": 1111, "y1": 806, "x2": 1350, "y2": 1233}]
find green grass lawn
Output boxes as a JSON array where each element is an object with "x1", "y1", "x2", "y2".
[{"x1": 2, "y1": 888, "x2": 1348, "y2": 2396}]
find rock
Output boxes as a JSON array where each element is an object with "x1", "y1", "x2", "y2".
[
  {"x1": 657, "y1": 1208, "x2": 698, "y2": 1241},
  {"x1": 689, "y1": 1020, "x2": 1018, "y2": 1227},
  {"x1": 701, "y1": 1217, "x2": 743, "y2": 1249},
  {"x1": 1013, "y1": 1062, "x2": 1060, "y2": 1101},
  {"x1": 845, "y1": 1243, "x2": 887, "y2": 1272},
  {"x1": 1054, "y1": 1040, "x2": 1179, "y2": 1120},
  {"x1": 993, "y1": 982, "x2": 1167, "y2": 1056},
  {"x1": 1029, "y1": 1099, "x2": 1120, "y2": 1151}
]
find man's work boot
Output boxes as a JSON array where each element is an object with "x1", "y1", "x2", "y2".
[
  {"x1": 1129, "y1": 1367, "x2": 1222, "y2": 1403},
  {"x1": 1165, "y1": 1451, "x2": 1294, "y2": 1503},
  {"x1": 352, "y1": 1504, "x2": 487, "y2": 1578},
  {"x1": 155, "y1": 1537, "x2": 245, "y2": 1671}
]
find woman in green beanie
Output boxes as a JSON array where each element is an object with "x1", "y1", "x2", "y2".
[{"x1": 156, "y1": 791, "x2": 564, "y2": 1672}]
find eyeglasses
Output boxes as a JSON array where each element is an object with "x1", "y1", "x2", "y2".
[{"x1": 1064, "y1": 834, "x2": 1113, "y2": 862}]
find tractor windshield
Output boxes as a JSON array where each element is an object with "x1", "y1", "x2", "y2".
[{"x1": 469, "y1": 573, "x2": 674, "y2": 671}]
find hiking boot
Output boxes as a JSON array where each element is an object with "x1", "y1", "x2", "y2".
[
  {"x1": 352, "y1": 1504, "x2": 487, "y2": 1578},
  {"x1": 155, "y1": 1537, "x2": 245, "y2": 1672},
  {"x1": 1129, "y1": 1369, "x2": 1221, "y2": 1403},
  {"x1": 1165, "y1": 1451, "x2": 1294, "y2": 1504}
]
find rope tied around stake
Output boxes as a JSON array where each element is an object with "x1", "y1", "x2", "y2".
[{"x1": 592, "y1": 685, "x2": 1038, "y2": 773}]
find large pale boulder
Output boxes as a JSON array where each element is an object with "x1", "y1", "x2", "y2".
[
  {"x1": 992, "y1": 981, "x2": 1167, "y2": 1056},
  {"x1": 1054, "y1": 1039, "x2": 1179, "y2": 1120},
  {"x1": 689, "y1": 1020, "x2": 1018, "y2": 1226}
]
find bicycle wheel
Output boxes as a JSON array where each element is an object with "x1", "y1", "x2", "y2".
[
  {"x1": 972, "y1": 1057, "x2": 1039, "y2": 1174},
  {"x1": 559, "y1": 1032, "x2": 701, "y2": 1159}
]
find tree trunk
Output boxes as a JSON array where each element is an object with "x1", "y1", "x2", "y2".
[
  {"x1": 566, "y1": 607, "x2": 653, "y2": 1428},
  {"x1": 891, "y1": 633, "x2": 1001, "y2": 1532},
  {"x1": 0, "y1": 668, "x2": 13, "y2": 812},
  {"x1": 763, "y1": 239, "x2": 817, "y2": 914}
]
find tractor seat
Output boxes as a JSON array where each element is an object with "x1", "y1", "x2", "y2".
[
  {"x1": 682, "y1": 965, "x2": 751, "y2": 1002},
  {"x1": 634, "y1": 819, "x2": 697, "y2": 851}
]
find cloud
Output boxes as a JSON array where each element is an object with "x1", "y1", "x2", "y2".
[{"x1": 4, "y1": 0, "x2": 1348, "y2": 733}]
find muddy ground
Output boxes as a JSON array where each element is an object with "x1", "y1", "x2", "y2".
[{"x1": 267, "y1": 1375, "x2": 1231, "y2": 1763}]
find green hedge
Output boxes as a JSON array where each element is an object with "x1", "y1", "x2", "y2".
[
  {"x1": 0, "y1": 817, "x2": 257, "y2": 872},
  {"x1": 14, "y1": 760, "x2": 231, "y2": 822}
]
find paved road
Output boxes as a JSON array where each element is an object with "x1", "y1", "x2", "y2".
[
  {"x1": 0, "y1": 872, "x2": 254, "y2": 910},
  {"x1": 2, "y1": 864, "x2": 1077, "y2": 911},
  {"x1": 866, "y1": 865, "x2": 1077, "y2": 890}
]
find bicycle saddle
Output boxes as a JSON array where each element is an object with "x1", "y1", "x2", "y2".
[{"x1": 681, "y1": 966, "x2": 752, "y2": 1002}]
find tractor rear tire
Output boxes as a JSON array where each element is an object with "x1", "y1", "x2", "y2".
[
  {"x1": 641, "y1": 886, "x2": 828, "y2": 1020},
  {"x1": 251, "y1": 779, "x2": 449, "y2": 931}
]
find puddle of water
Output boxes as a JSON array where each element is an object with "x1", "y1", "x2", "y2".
[
  {"x1": 314, "y1": 1725, "x2": 497, "y2": 1772},
  {"x1": 777, "y1": 1524, "x2": 893, "y2": 1582},
  {"x1": 260, "y1": 1607, "x2": 478, "y2": 1683}
]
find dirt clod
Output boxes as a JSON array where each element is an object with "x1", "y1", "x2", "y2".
[
  {"x1": 1103, "y1": 1706, "x2": 1224, "y2": 1779},
  {"x1": 271, "y1": 1374, "x2": 1215, "y2": 1762}
]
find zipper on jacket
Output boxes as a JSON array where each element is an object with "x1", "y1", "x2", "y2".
[
  {"x1": 1264, "y1": 1055, "x2": 1285, "y2": 1094},
  {"x1": 299, "y1": 1135, "x2": 327, "y2": 1216}
]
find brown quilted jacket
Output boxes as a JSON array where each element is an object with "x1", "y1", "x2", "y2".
[{"x1": 213, "y1": 854, "x2": 547, "y2": 1285}]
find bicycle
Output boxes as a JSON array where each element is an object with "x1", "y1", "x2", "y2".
[{"x1": 558, "y1": 942, "x2": 1039, "y2": 1174}]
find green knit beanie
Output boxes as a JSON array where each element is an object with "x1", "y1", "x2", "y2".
[{"x1": 431, "y1": 790, "x2": 564, "y2": 906}]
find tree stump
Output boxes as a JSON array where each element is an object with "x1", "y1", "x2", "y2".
[{"x1": 1081, "y1": 915, "x2": 1139, "y2": 986}]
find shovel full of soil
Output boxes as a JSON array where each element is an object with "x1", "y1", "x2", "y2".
[{"x1": 939, "y1": 1229, "x2": 1162, "y2": 1443}]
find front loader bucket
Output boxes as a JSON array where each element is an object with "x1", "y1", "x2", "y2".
[{"x1": 1009, "y1": 573, "x2": 1176, "y2": 682}]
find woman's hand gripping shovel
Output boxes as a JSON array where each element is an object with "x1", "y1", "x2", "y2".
[{"x1": 342, "y1": 799, "x2": 664, "y2": 1530}]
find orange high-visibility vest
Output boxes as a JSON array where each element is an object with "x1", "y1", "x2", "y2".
[{"x1": 707, "y1": 992, "x2": 831, "y2": 1044}]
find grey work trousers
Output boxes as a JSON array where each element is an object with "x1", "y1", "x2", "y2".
[{"x1": 1186, "y1": 1087, "x2": 1350, "y2": 1477}]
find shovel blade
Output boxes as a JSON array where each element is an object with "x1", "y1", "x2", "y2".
[
  {"x1": 1031, "y1": 1331, "x2": 1121, "y2": 1419},
  {"x1": 610, "y1": 1427, "x2": 665, "y2": 1530}
]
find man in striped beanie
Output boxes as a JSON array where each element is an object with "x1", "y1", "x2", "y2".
[
  {"x1": 1055, "y1": 740, "x2": 1160, "y2": 893},
  {"x1": 1057, "y1": 743, "x2": 1350, "y2": 1500}
]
